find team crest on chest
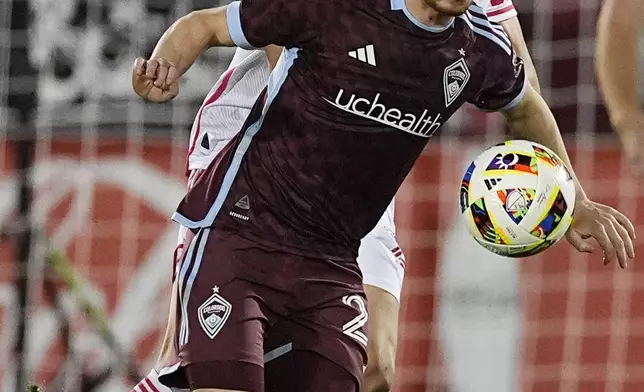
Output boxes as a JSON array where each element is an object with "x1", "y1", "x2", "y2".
[
  {"x1": 443, "y1": 58, "x2": 471, "y2": 107},
  {"x1": 197, "y1": 287, "x2": 232, "y2": 339}
]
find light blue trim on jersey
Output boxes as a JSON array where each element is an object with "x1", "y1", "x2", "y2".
[
  {"x1": 477, "y1": 75, "x2": 529, "y2": 113},
  {"x1": 459, "y1": 14, "x2": 511, "y2": 55},
  {"x1": 499, "y1": 76, "x2": 529, "y2": 112},
  {"x1": 465, "y1": 12, "x2": 511, "y2": 47},
  {"x1": 226, "y1": 1, "x2": 255, "y2": 50},
  {"x1": 171, "y1": 47, "x2": 300, "y2": 228},
  {"x1": 390, "y1": 0, "x2": 454, "y2": 32}
]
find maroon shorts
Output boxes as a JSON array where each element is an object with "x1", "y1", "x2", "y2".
[{"x1": 159, "y1": 228, "x2": 367, "y2": 391}]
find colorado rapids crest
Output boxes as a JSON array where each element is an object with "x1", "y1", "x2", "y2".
[
  {"x1": 443, "y1": 58, "x2": 471, "y2": 107},
  {"x1": 198, "y1": 287, "x2": 232, "y2": 339}
]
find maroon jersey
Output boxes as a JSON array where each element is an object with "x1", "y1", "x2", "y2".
[{"x1": 172, "y1": 0, "x2": 527, "y2": 261}]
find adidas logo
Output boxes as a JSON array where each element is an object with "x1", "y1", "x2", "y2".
[
  {"x1": 484, "y1": 178, "x2": 502, "y2": 191},
  {"x1": 348, "y1": 44, "x2": 376, "y2": 66},
  {"x1": 234, "y1": 195, "x2": 250, "y2": 210},
  {"x1": 200, "y1": 133, "x2": 210, "y2": 150}
]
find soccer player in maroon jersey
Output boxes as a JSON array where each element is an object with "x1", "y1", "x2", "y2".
[
  {"x1": 596, "y1": 0, "x2": 644, "y2": 174},
  {"x1": 128, "y1": 3, "x2": 541, "y2": 392},
  {"x1": 132, "y1": 0, "x2": 636, "y2": 391}
]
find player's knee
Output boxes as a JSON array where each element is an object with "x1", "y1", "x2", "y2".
[{"x1": 363, "y1": 359, "x2": 396, "y2": 392}]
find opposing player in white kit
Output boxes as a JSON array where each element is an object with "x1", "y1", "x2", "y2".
[{"x1": 128, "y1": 1, "x2": 536, "y2": 391}]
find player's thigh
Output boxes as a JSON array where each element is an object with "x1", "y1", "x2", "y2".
[
  {"x1": 282, "y1": 287, "x2": 368, "y2": 387},
  {"x1": 179, "y1": 229, "x2": 268, "y2": 391},
  {"x1": 363, "y1": 284, "x2": 399, "y2": 362},
  {"x1": 362, "y1": 284, "x2": 400, "y2": 389},
  {"x1": 265, "y1": 349, "x2": 358, "y2": 392}
]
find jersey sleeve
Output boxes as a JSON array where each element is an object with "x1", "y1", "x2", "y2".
[
  {"x1": 482, "y1": 0, "x2": 518, "y2": 23},
  {"x1": 469, "y1": 44, "x2": 528, "y2": 112},
  {"x1": 226, "y1": 0, "x2": 331, "y2": 49},
  {"x1": 228, "y1": 47, "x2": 255, "y2": 68}
]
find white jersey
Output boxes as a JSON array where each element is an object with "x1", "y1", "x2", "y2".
[
  {"x1": 476, "y1": 0, "x2": 517, "y2": 23},
  {"x1": 187, "y1": 49, "x2": 270, "y2": 171}
]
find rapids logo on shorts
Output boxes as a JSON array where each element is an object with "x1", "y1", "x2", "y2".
[
  {"x1": 443, "y1": 58, "x2": 470, "y2": 107},
  {"x1": 197, "y1": 286, "x2": 232, "y2": 339}
]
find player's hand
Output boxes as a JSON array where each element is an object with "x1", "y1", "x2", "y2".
[
  {"x1": 131, "y1": 57, "x2": 180, "y2": 103},
  {"x1": 614, "y1": 111, "x2": 644, "y2": 175},
  {"x1": 566, "y1": 199, "x2": 636, "y2": 268}
]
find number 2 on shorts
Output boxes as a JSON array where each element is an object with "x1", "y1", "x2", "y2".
[{"x1": 341, "y1": 294, "x2": 368, "y2": 346}]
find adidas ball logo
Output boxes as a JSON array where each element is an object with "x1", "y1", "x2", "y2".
[{"x1": 484, "y1": 178, "x2": 502, "y2": 190}]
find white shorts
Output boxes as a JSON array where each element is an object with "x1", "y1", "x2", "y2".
[
  {"x1": 357, "y1": 200, "x2": 405, "y2": 302},
  {"x1": 176, "y1": 168, "x2": 405, "y2": 302}
]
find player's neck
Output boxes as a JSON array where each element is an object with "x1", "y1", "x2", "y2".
[{"x1": 405, "y1": 0, "x2": 455, "y2": 28}]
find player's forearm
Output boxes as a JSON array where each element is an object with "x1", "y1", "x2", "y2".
[
  {"x1": 500, "y1": 16, "x2": 541, "y2": 94},
  {"x1": 150, "y1": 7, "x2": 235, "y2": 76},
  {"x1": 503, "y1": 85, "x2": 588, "y2": 201},
  {"x1": 596, "y1": 0, "x2": 642, "y2": 130}
]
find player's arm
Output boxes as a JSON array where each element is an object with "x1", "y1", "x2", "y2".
[
  {"x1": 472, "y1": 36, "x2": 636, "y2": 267},
  {"x1": 132, "y1": 6, "x2": 234, "y2": 102},
  {"x1": 596, "y1": 0, "x2": 642, "y2": 130},
  {"x1": 501, "y1": 84, "x2": 636, "y2": 267},
  {"x1": 503, "y1": 85, "x2": 585, "y2": 199},
  {"x1": 133, "y1": 0, "x2": 323, "y2": 103},
  {"x1": 362, "y1": 285, "x2": 399, "y2": 392},
  {"x1": 499, "y1": 16, "x2": 540, "y2": 93},
  {"x1": 596, "y1": 0, "x2": 644, "y2": 173}
]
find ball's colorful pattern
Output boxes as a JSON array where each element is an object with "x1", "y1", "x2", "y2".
[{"x1": 460, "y1": 140, "x2": 576, "y2": 258}]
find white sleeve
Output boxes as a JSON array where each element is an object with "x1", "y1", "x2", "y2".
[
  {"x1": 357, "y1": 199, "x2": 405, "y2": 302},
  {"x1": 477, "y1": 0, "x2": 518, "y2": 23},
  {"x1": 229, "y1": 47, "x2": 256, "y2": 68}
]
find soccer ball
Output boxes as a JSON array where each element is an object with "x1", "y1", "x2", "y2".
[{"x1": 460, "y1": 140, "x2": 576, "y2": 257}]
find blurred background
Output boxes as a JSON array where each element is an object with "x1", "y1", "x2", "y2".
[{"x1": 0, "y1": 0, "x2": 643, "y2": 391}]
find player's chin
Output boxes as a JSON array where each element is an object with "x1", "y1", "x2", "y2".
[{"x1": 434, "y1": 0, "x2": 472, "y2": 16}]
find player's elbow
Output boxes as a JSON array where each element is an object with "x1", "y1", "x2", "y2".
[{"x1": 363, "y1": 357, "x2": 396, "y2": 392}]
